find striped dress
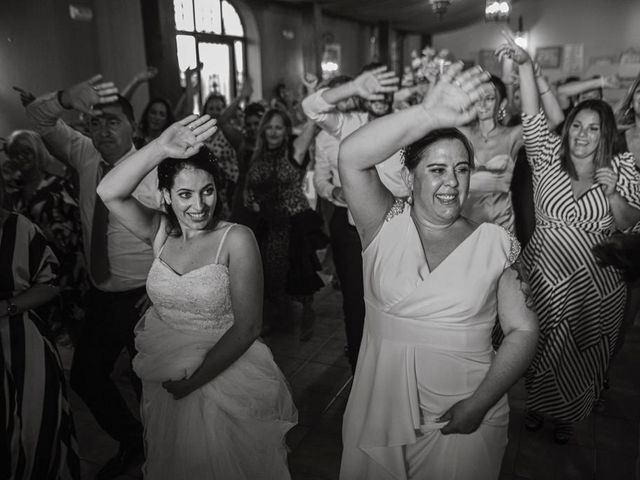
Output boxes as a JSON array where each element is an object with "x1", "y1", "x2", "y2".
[
  {"x1": 521, "y1": 110, "x2": 640, "y2": 423},
  {"x1": 0, "y1": 213, "x2": 80, "y2": 479}
]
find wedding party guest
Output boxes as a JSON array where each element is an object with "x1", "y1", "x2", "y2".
[
  {"x1": 96, "y1": 113, "x2": 297, "y2": 479},
  {"x1": 134, "y1": 98, "x2": 176, "y2": 149},
  {"x1": 26, "y1": 75, "x2": 160, "y2": 478},
  {"x1": 0, "y1": 172, "x2": 80, "y2": 480},
  {"x1": 302, "y1": 63, "x2": 410, "y2": 368},
  {"x1": 498, "y1": 32, "x2": 640, "y2": 443},
  {"x1": 337, "y1": 62, "x2": 538, "y2": 479},
  {"x1": 245, "y1": 109, "x2": 325, "y2": 339}
]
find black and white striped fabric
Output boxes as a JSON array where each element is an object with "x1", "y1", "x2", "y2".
[
  {"x1": 0, "y1": 213, "x2": 80, "y2": 479},
  {"x1": 520, "y1": 110, "x2": 640, "y2": 423}
]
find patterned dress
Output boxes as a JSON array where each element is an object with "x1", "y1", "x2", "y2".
[
  {"x1": 245, "y1": 144, "x2": 323, "y2": 300},
  {"x1": 0, "y1": 213, "x2": 80, "y2": 479},
  {"x1": 522, "y1": 110, "x2": 640, "y2": 423}
]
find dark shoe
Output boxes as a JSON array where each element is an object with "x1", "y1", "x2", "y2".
[
  {"x1": 524, "y1": 410, "x2": 544, "y2": 432},
  {"x1": 95, "y1": 444, "x2": 144, "y2": 480},
  {"x1": 553, "y1": 422, "x2": 574, "y2": 445}
]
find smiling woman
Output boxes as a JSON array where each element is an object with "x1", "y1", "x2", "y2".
[{"x1": 95, "y1": 114, "x2": 297, "y2": 479}]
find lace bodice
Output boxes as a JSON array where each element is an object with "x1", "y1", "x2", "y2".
[{"x1": 146, "y1": 225, "x2": 235, "y2": 333}]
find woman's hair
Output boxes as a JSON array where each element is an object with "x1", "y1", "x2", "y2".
[
  {"x1": 157, "y1": 147, "x2": 223, "y2": 236},
  {"x1": 6, "y1": 130, "x2": 53, "y2": 169},
  {"x1": 244, "y1": 102, "x2": 266, "y2": 120},
  {"x1": 251, "y1": 108, "x2": 294, "y2": 163},
  {"x1": 488, "y1": 75, "x2": 507, "y2": 104},
  {"x1": 615, "y1": 72, "x2": 640, "y2": 126},
  {"x1": 403, "y1": 128, "x2": 475, "y2": 171},
  {"x1": 202, "y1": 93, "x2": 227, "y2": 115},
  {"x1": 559, "y1": 99, "x2": 617, "y2": 179},
  {"x1": 139, "y1": 98, "x2": 175, "y2": 136},
  {"x1": 0, "y1": 164, "x2": 5, "y2": 209}
]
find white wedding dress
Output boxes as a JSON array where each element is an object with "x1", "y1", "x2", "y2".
[{"x1": 133, "y1": 223, "x2": 297, "y2": 479}]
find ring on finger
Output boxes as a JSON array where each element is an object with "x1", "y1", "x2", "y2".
[{"x1": 453, "y1": 80, "x2": 463, "y2": 88}]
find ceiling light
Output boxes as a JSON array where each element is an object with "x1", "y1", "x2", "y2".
[
  {"x1": 485, "y1": 0, "x2": 511, "y2": 21},
  {"x1": 429, "y1": 0, "x2": 452, "y2": 20}
]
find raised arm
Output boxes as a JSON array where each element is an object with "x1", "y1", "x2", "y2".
[
  {"x1": 25, "y1": 75, "x2": 118, "y2": 169},
  {"x1": 557, "y1": 75, "x2": 619, "y2": 99},
  {"x1": 534, "y1": 63, "x2": 564, "y2": 129},
  {"x1": 218, "y1": 80, "x2": 253, "y2": 150},
  {"x1": 339, "y1": 63, "x2": 491, "y2": 247},
  {"x1": 292, "y1": 120, "x2": 318, "y2": 166},
  {"x1": 97, "y1": 115, "x2": 217, "y2": 243},
  {"x1": 121, "y1": 66, "x2": 158, "y2": 101},
  {"x1": 496, "y1": 31, "x2": 538, "y2": 117}
]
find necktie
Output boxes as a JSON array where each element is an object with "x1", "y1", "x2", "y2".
[{"x1": 90, "y1": 162, "x2": 112, "y2": 284}]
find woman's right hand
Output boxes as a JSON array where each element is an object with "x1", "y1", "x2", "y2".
[
  {"x1": 420, "y1": 62, "x2": 493, "y2": 128},
  {"x1": 496, "y1": 30, "x2": 532, "y2": 66},
  {"x1": 156, "y1": 114, "x2": 217, "y2": 158}
]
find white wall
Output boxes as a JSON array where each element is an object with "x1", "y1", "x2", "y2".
[{"x1": 433, "y1": 0, "x2": 640, "y2": 86}]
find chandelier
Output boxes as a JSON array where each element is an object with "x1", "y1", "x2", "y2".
[
  {"x1": 485, "y1": 0, "x2": 511, "y2": 21},
  {"x1": 429, "y1": 0, "x2": 452, "y2": 19}
]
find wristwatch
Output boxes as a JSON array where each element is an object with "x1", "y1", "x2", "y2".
[{"x1": 5, "y1": 301, "x2": 17, "y2": 316}]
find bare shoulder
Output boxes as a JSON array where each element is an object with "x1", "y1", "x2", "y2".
[{"x1": 223, "y1": 224, "x2": 258, "y2": 254}]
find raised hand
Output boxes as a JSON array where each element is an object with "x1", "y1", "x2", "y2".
[
  {"x1": 60, "y1": 74, "x2": 119, "y2": 116},
  {"x1": 352, "y1": 66, "x2": 399, "y2": 101},
  {"x1": 239, "y1": 77, "x2": 254, "y2": 100},
  {"x1": 595, "y1": 167, "x2": 619, "y2": 197},
  {"x1": 156, "y1": 114, "x2": 217, "y2": 158},
  {"x1": 302, "y1": 72, "x2": 319, "y2": 92},
  {"x1": 496, "y1": 30, "x2": 531, "y2": 66},
  {"x1": 12, "y1": 86, "x2": 36, "y2": 107},
  {"x1": 135, "y1": 66, "x2": 158, "y2": 82},
  {"x1": 602, "y1": 74, "x2": 621, "y2": 89},
  {"x1": 421, "y1": 61, "x2": 493, "y2": 128}
]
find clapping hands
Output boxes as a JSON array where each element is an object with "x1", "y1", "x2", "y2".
[
  {"x1": 60, "y1": 74, "x2": 119, "y2": 116},
  {"x1": 420, "y1": 61, "x2": 493, "y2": 127},
  {"x1": 156, "y1": 114, "x2": 217, "y2": 158},
  {"x1": 352, "y1": 66, "x2": 399, "y2": 101}
]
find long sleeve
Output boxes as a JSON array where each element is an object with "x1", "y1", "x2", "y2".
[
  {"x1": 313, "y1": 131, "x2": 343, "y2": 204},
  {"x1": 25, "y1": 92, "x2": 96, "y2": 172},
  {"x1": 301, "y1": 89, "x2": 344, "y2": 137}
]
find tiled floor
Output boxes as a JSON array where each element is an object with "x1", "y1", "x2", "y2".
[{"x1": 62, "y1": 285, "x2": 640, "y2": 480}]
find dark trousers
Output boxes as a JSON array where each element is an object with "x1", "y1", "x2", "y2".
[
  {"x1": 329, "y1": 207, "x2": 365, "y2": 372},
  {"x1": 70, "y1": 286, "x2": 144, "y2": 448}
]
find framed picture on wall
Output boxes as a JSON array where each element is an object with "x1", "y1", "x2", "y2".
[{"x1": 535, "y1": 46, "x2": 563, "y2": 69}]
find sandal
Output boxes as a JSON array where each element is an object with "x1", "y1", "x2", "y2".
[
  {"x1": 553, "y1": 422, "x2": 574, "y2": 444},
  {"x1": 524, "y1": 411, "x2": 544, "y2": 432}
]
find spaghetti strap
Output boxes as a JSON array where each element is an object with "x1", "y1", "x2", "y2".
[{"x1": 215, "y1": 224, "x2": 235, "y2": 264}]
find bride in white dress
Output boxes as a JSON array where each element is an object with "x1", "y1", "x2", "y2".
[{"x1": 96, "y1": 114, "x2": 297, "y2": 479}]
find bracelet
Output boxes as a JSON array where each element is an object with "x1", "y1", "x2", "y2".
[
  {"x1": 56, "y1": 90, "x2": 71, "y2": 109},
  {"x1": 539, "y1": 88, "x2": 551, "y2": 96}
]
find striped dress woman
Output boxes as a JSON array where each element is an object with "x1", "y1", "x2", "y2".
[
  {"x1": 1, "y1": 212, "x2": 80, "y2": 479},
  {"x1": 521, "y1": 108, "x2": 640, "y2": 431}
]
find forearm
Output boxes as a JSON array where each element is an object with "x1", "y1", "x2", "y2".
[
  {"x1": 518, "y1": 61, "x2": 539, "y2": 116},
  {"x1": 0, "y1": 284, "x2": 59, "y2": 317},
  {"x1": 321, "y1": 81, "x2": 358, "y2": 105},
  {"x1": 557, "y1": 78, "x2": 602, "y2": 98},
  {"x1": 609, "y1": 193, "x2": 640, "y2": 230},
  {"x1": 121, "y1": 78, "x2": 144, "y2": 101},
  {"x1": 188, "y1": 324, "x2": 259, "y2": 389},
  {"x1": 537, "y1": 77, "x2": 564, "y2": 129},
  {"x1": 340, "y1": 103, "x2": 435, "y2": 172},
  {"x1": 293, "y1": 121, "x2": 317, "y2": 164},
  {"x1": 97, "y1": 141, "x2": 166, "y2": 202},
  {"x1": 469, "y1": 329, "x2": 538, "y2": 412}
]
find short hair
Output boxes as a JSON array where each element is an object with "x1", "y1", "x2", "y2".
[
  {"x1": 139, "y1": 98, "x2": 175, "y2": 135},
  {"x1": 559, "y1": 99, "x2": 617, "y2": 180},
  {"x1": 403, "y1": 128, "x2": 475, "y2": 171},
  {"x1": 157, "y1": 147, "x2": 223, "y2": 236},
  {"x1": 202, "y1": 93, "x2": 227, "y2": 114},
  {"x1": 244, "y1": 102, "x2": 266, "y2": 120},
  {"x1": 95, "y1": 95, "x2": 135, "y2": 124}
]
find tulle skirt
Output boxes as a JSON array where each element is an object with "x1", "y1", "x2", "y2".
[{"x1": 133, "y1": 308, "x2": 297, "y2": 480}]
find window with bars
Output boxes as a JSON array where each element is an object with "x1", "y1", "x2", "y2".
[{"x1": 174, "y1": 0, "x2": 246, "y2": 112}]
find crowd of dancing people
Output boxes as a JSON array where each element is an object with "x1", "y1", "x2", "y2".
[{"x1": 1, "y1": 28, "x2": 640, "y2": 480}]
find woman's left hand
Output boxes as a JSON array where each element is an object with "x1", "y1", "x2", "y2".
[
  {"x1": 162, "y1": 376, "x2": 198, "y2": 400},
  {"x1": 156, "y1": 114, "x2": 217, "y2": 159},
  {"x1": 437, "y1": 397, "x2": 488, "y2": 435},
  {"x1": 595, "y1": 167, "x2": 619, "y2": 197}
]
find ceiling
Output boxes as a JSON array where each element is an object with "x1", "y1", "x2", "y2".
[{"x1": 282, "y1": 0, "x2": 509, "y2": 34}]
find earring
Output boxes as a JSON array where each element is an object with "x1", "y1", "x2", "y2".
[{"x1": 498, "y1": 108, "x2": 506, "y2": 123}]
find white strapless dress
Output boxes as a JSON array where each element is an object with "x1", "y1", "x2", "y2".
[{"x1": 133, "y1": 225, "x2": 297, "y2": 479}]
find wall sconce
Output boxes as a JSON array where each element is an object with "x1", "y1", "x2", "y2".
[
  {"x1": 514, "y1": 16, "x2": 528, "y2": 49},
  {"x1": 485, "y1": 0, "x2": 511, "y2": 21},
  {"x1": 321, "y1": 43, "x2": 342, "y2": 80},
  {"x1": 429, "y1": 0, "x2": 452, "y2": 20}
]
